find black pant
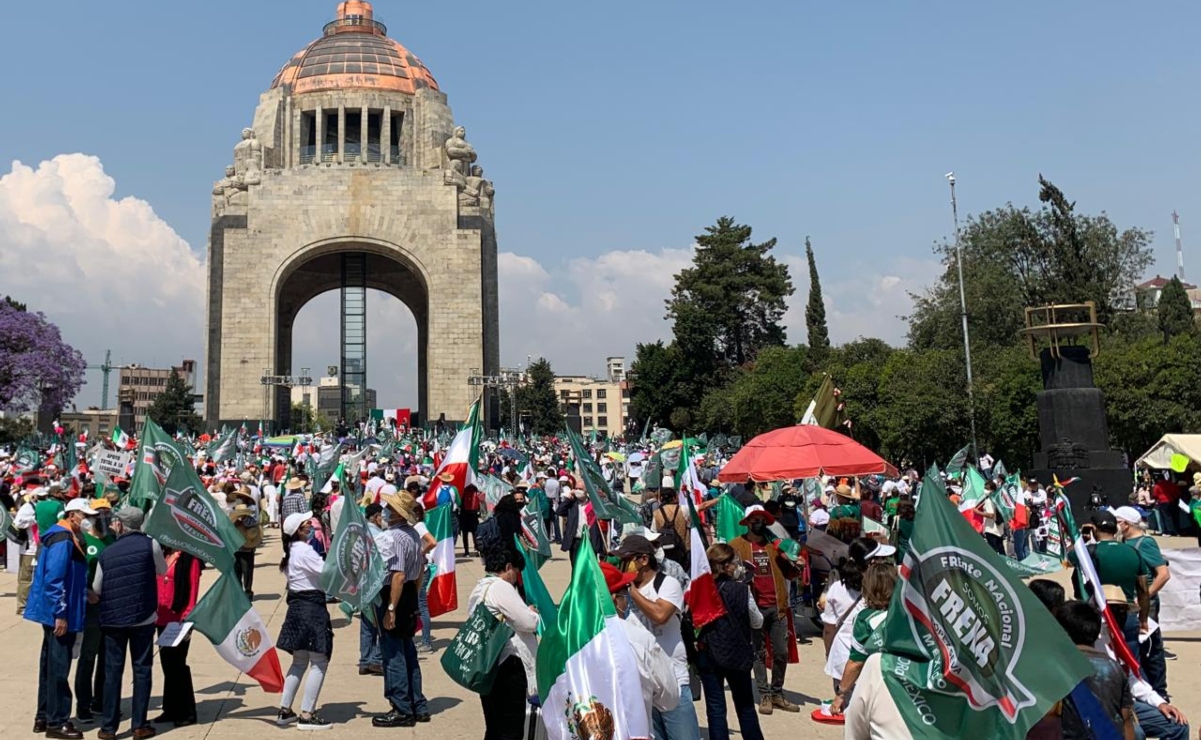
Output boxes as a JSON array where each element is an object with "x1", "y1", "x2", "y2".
[
  {"x1": 985, "y1": 532, "x2": 1005, "y2": 555},
  {"x1": 36, "y1": 626, "x2": 76, "y2": 726},
  {"x1": 102, "y1": 624, "x2": 155, "y2": 734},
  {"x1": 157, "y1": 626, "x2": 196, "y2": 722},
  {"x1": 480, "y1": 655, "x2": 527, "y2": 740},
  {"x1": 234, "y1": 550, "x2": 255, "y2": 596},
  {"x1": 75, "y1": 608, "x2": 105, "y2": 715}
]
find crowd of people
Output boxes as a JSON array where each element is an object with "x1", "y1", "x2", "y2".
[{"x1": 1, "y1": 429, "x2": 1198, "y2": 740}]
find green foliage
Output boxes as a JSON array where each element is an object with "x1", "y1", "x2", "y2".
[
  {"x1": 874, "y1": 349, "x2": 971, "y2": 468},
  {"x1": 973, "y1": 345, "x2": 1042, "y2": 468},
  {"x1": 1157, "y1": 276, "x2": 1197, "y2": 342},
  {"x1": 145, "y1": 370, "x2": 202, "y2": 435},
  {"x1": 805, "y1": 237, "x2": 830, "y2": 366},
  {"x1": 1095, "y1": 333, "x2": 1201, "y2": 456},
  {"x1": 3, "y1": 296, "x2": 26, "y2": 312},
  {"x1": 290, "y1": 402, "x2": 324, "y2": 433},
  {"x1": 516, "y1": 358, "x2": 564, "y2": 436},
  {"x1": 707, "y1": 346, "x2": 809, "y2": 438},
  {"x1": 0, "y1": 415, "x2": 35, "y2": 445}
]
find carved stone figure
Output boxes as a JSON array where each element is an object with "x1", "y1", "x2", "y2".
[
  {"x1": 442, "y1": 126, "x2": 476, "y2": 189},
  {"x1": 233, "y1": 127, "x2": 263, "y2": 186},
  {"x1": 462, "y1": 165, "x2": 494, "y2": 211},
  {"x1": 212, "y1": 165, "x2": 243, "y2": 215}
]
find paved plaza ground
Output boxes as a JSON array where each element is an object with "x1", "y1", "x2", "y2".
[{"x1": 1, "y1": 534, "x2": 1199, "y2": 739}]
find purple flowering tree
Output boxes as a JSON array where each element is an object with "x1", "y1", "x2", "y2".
[{"x1": 0, "y1": 298, "x2": 87, "y2": 414}]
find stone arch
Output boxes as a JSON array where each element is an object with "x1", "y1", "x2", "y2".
[{"x1": 271, "y1": 237, "x2": 431, "y2": 426}]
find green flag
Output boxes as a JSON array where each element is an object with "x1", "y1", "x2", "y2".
[
  {"x1": 143, "y1": 460, "x2": 245, "y2": 574},
  {"x1": 565, "y1": 425, "x2": 640, "y2": 525},
  {"x1": 873, "y1": 472, "x2": 1091, "y2": 738},
  {"x1": 320, "y1": 494, "x2": 387, "y2": 616},
  {"x1": 944, "y1": 444, "x2": 971, "y2": 480},
  {"x1": 517, "y1": 536, "x2": 558, "y2": 635},
  {"x1": 206, "y1": 427, "x2": 238, "y2": 464},
  {"x1": 959, "y1": 466, "x2": 988, "y2": 508},
  {"x1": 313, "y1": 444, "x2": 343, "y2": 491},
  {"x1": 129, "y1": 419, "x2": 190, "y2": 507},
  {"x1": 14, "y1": 444, "x2": 38, "y2": 473},
  {"x1": 714, "y1": 493, "x2": 747, "y2": 543}
]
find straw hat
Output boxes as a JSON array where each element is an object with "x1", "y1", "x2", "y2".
[
  {"x1": 382, "y1": 491, "x2": 419, "y2": 523},
  {"x1": 285, "y1": 477, "x2": 305, "y2": 491},
  {"x1": 230, "y1": 486, "x2": 257, "y2": 505},
  {"x1": 437, "y1": 471, "x2": 455, "y2": 483},
  {"x1": 835, "y1": 483, "x2": 859, "y2": 501}
]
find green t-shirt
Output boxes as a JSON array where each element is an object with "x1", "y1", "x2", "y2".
[
  {"x1": 1069, "y1": 539, "x2": 1149, "y2": 603},
  {"x1": 829, "y1": 502, "x2": 861, "y2": 521},
  {"x1": 34, "y1": 499, "x2": 65, "y2": 534},
  {"x1": 81, "y1": 532, "x2": 112, "y2": 586},
  {"x1": 849, "y1": 607, "x2": 888, "y2": 663},
  {"x1": 1125, "y1": 535, "x2": 1166, "y2": 570},
  {"x1": 895, "y1": 518, "x2": 914, "y2": 555}
]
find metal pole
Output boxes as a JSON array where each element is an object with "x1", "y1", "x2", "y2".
[{"x1": 947, "y1": 173, "x2": 979, "y2": 458}]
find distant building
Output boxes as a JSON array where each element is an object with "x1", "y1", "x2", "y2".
[
  {"x1": 118, "y1": 360, "x2": 198, "y2": 428},
  {"x1": 553, "y1": 357, "x2": 631, "y2": 438},
  {"x1": 290, "y1": 376, "x2": 377, "y2": 424},
  {"x1": 1132, "y1": 275, "x2": 1201, "y2": 312},
  {"x1": 59, "y1": 408, "x2": 121, "y2": 440}
]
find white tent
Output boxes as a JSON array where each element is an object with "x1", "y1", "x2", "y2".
[{"x1": 1134, "y1": 434, "x2": 1201, "y2": 470}]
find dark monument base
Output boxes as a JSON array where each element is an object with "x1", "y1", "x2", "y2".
[{"x1": 1028, "y1": 467, "x2": 1133, "y2": 514}]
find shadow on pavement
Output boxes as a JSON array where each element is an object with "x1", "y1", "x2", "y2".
[{"x1": 427, "y1": 696, "x2": 463, "y2": 714}]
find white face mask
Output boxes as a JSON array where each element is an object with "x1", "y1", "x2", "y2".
[{"x1": 731, "y1": 564, "x2": 746, "y2": 581}]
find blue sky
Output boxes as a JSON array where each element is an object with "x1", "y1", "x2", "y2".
[{"x1": 2, "y1": 1, "x2": 1198, "y2": 408}]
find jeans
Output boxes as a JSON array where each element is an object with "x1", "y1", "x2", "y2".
[
  {"x1": 481, "y1": 656, "x2": 527, "y2": 740},
  {"x1": 280, "y1": 650, "x2": 328, "y2": 714},
  {"x1": 1120, "y1": 610, "x2": 1143, "y2": 674},
  {"x1": 75, "y1": 606, "x2": 105, "y2": 715},
  {"x1": 234, "y1": 550, "x2": 255, "y2": 596},
  {"x1": 36, "y1": 625, "x2": 76, "y2": 726},
  {"x1": 1012, "y1": 528, "x2": 1030, "y2": 561},
  {"x1": 359, "y1": 613, "x2": 382, "y2": 667},
  {"x1": 698, "y1": 655, "x2": 764, "y2": 740},
  {"x1": 157, "y1": 625, "x2": 196, "y2": 722},
  {"x1": 379, "y1": 627, "x2": 427, "y2": 716},
  {"x1": 1134, "y1": 699, "x2": 1190, "y2": 740},
  {"x1": 751, "y1": 605, "x2": 788, "y2": 697},
  {"x1": 417, "y1": 581, "x2": 432, "y2": 647},
  {"x1": 652, "y1": 682, "x2": 700, "y2": 740},
  {"x1": 102, "y1": 624, "x2": 155, "y2": 733}
]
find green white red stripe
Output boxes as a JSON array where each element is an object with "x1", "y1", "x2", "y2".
[
  {"x1": 536, "y1": 539, "x2": 650, "y2": 740},
  {"x1": 111, "y1": 427, "x2": 132, "y2": 450},
  {"x1": 423, "y1": 398, "x2": 482, "y2": 509},
  {"x1": 681, "y1": 491, "x2": 725, "y2": 628},
  {"x1": 189, "y1": 573, "x2": 284, "y2": 693},
  {"x1": 425, "y1": 504, "x2": 457, "y2": 617}
]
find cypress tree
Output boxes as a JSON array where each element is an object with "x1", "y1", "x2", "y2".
[{"x1": 805, "y1": 236, "x2": 831, "y2": 365}]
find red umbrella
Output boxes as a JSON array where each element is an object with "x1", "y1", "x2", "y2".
[{"x1": 717, "y1": 425, "x2": 896, "y2": 482}]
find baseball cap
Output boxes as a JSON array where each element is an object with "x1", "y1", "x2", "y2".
[
  {"x1": 1091, "y1": 509, "x2": 1118, "y2": 534},
  {"x1": 65, "y1": 498, "x2": 99, "y2": 516},
  {"x1": 1112, "y1": 506, "x2": 1142, "y2": 526},
  {"x1": 613, "y1": 534, "x2": 657, "y2": 560},
  {"x1": 283, "y1": 511, "x2": 313, "y2": 536}
]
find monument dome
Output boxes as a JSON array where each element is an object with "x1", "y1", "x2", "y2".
[{"x1": 270, "y1": 1, "x2": 439, "y2": 96}]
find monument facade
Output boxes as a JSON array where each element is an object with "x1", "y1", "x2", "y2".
[{"x1": 204, "y1": 1, "x2": 500, "y2": 429}]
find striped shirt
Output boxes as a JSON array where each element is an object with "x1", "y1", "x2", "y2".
[{"x1": 385, "y1": 525, "x2": 424, "y2": 583}]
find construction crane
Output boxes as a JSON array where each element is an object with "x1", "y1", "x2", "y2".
[{"x1": 87, "y1": 350, "x2": 122, "y2": 410}]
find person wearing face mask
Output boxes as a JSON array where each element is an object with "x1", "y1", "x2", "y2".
[
  {"x1": 557, "y1": 487, "x2": 606, "y2": 567},
  {"x1": 613, "y1": 534, "x2": 700, "y2": 740},
  {"x1": 600, "y1": 562, "x2": 681, "y2": 723},
  {"x1": 26, "y1": 496, "x2": 94, "y2": 739},
  {"x1": 467, "y1": 546, "x2": 540, "y2": 740},
  {"x1": 730, "y1": 506, "x2": 801, "y2": 715},
  {"x1": 696, "y1": 544, "x2": 765, "y2": 740},
  {"x1": 75, "y1": 500, "x2": 115, "y2": 725},
  {"x1": 1114, "y1": 505, "x2": 1171, "y2": 699},
  {"x1": 1067, "y1": 509, "x2": 1150, "y2": 667}
]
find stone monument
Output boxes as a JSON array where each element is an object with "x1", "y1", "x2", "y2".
[
  {"x1": 1021, "y1": 302, "x2": 1130, "y2": 513},
  {"x1": 205, "y1": 1, "x2": 500, "y2": 430}
]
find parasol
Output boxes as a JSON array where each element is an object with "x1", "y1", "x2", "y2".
[{"x1": 717, "y1": 425, "x2": 896, "y2": 483}]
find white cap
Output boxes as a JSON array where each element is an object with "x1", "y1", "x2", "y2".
[
  {"x1": 283, "y1": 511, "x2": 313, "y2": 536},
  {"x1": 1113, "y1": 506, "x2": 1143, "y2": 526},
  {"x1": 31, "y1": 487, "x2": 50, "y2": 498},
  {"x1": 65, "y1": 498, "x2": 99, "y2": 516},
  {"x1": 661, "y1": 475, "x2": 675, "y2": 489},
  {"x1": 864, "y1": 540, "x2": 897, "y2": 559}
]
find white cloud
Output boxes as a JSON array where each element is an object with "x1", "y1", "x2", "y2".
[
  {"x1": 0, "y1": 154, "x2": 205, "y2": 407},
  {"x1": 0, "y1": 153, "x2": 939, "y2": 412}
]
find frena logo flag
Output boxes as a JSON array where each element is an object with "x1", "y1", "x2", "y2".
[
  {"x1": 129, "y1": 419, "x2": 188, "y2": 506},
  {"x1": 536, "y1": 538, "x2": 651, "y2": 740},
  {"x1": 871, "y1": 467, "x2": 1092, "y2": 738},
  {"x1": 189, "y1": 573, "x2": 284, "y2": 693},
  {"x1": 320, "y1": 490, "x2": 387, "y2": 615},
  {"x1": 424, "y1": 504, "x2": 458, "y2": 617},
  {"x1": 143, "y1": 460, "x2": 245, "y2": 574}
]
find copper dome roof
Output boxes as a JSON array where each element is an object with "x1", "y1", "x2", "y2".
[{"x1": 271, "y1": 2, "x2": 439, "y2": 96}]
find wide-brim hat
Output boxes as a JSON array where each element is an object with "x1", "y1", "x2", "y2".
[
  {"x1": 835, "y1": 484, "x2": 859, "y2": 501},
  {"x1": 382, "y1": 491, "x2": 419, "y2": 523},
  {"x1": 437, "y1": 472, "x2": 455, "y2": 483},
  {"x1": 514, "y1": 480, "x2": 530, "y2": 490},
  {"x1": 740, "y1": 504, "x2": 776, "y2": 526},
  {"x1": 285, "y1": 477, "x2": 305, "y2": 491},
  {"x1": 230, "y1": 487, "x2": 256, "y2": 505}
]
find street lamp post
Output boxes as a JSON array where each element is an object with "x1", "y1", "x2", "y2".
[{"x1": 946, "y1": 172, "x2": 978, "y2": 458}]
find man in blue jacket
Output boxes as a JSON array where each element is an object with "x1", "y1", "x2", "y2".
[{"x1": 26, "y1": 497, "x2": 96, "y2": 740}]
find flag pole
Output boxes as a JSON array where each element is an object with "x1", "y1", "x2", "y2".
[{"x1": 947, "y1": 172, "x2": 979, "y2": 459}]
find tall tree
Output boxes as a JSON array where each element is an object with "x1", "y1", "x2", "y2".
[
  {"x1": 146, "y1": 370, "x2": 202, "y2": 435},
  {"x1": 909, "y1": 177, "x2": 1153, "y2": 351},
  {"x1": 667, "y1": 217, "x2": 794, "y2": 369},
  {"x1": 1156, "y1": 276, "x2": 1197, "y2": 342},
  {"x1": 805, "y1": 236, "x2": 831, "y2": 365},
  {"x1": 0, "y1": 300, "x2": 86, "y2": 414},
  {"x1": 516, "y1": 358, "x2": 563, "y2": 436},
  {"x1": 628, "y1": 341, "x2": 682, "y2": 431}
]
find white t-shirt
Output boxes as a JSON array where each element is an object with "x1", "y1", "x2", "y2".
[
  {"x1": 543, "y1": 478, "x2": 560, "y2": 502},
  {"x1": 365, "y1": 477, "x2": 386, "y2": 499},
  {"x1": 843, "y1": 653, "x2": 911, "y2": 740},
  {"x1": 981, "y1": 498, "x2": 1004, "y2": 537},
  {"x1": 822, "y1": 579, "x2": 864, "y2": 679},
  {"x1": 414, "y1": 521, "x2": 432, "y2": 564},
  {"x1": 620, "y1": 617, "x2": 681, "y2": 716},
  {"x1": 287, "y1": 541, "x2": 325, "y2": 592},
  {"x1": 631, "y1": 574, "x2": 688, "y2": 686}
]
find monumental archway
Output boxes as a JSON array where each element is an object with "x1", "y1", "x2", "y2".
[{"x1": 204, "y1": 1, "x2": 500, "y2": 429}]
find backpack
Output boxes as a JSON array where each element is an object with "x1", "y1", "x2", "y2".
[
  {"x1": 653, "y1": 571, "x2": 699, "y2": 665},
  {"x1": 655, "y1": 505, "x2": 689, "y2": 569},
  {"x1": 476, "y1": 515, "x2": 503, "y2": 555}
]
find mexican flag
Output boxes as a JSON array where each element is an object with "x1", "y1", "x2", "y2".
[
  {"x1": 870, "y1": 467, "x2": 1091, "y2": 738},
  {"x1": 680, "y1": 490, "x2": 725, "y2": 629},
  {"x1": 190, "y1": 573, "x2": 284, "y2": 693},
  {"x1": 422, "y1": 398, "x2": 482, "y2": 509},
  {"x1": 424, "y1": 504, "x2": 457, "y2": 617},
  {"x1": 715, "y1": 493, "x2": 747, "y2": 543},
  {"x1": 111, "y1": 427, "x2": 133, "y2": 450},
  {"x1": 536, "y1": 540, "x2": 651, "y2": 740}
]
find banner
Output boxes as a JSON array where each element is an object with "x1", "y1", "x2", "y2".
[
  {"x1": 129, "y1": 419, "x2": 189, "y2": 506},
  {"x1": 143, "y1": 462, "x2": 245, "y2": 573},
  {"x1": 94, "y1": 450, "x2": 131, "y2": 479},
  {"x1": 1159, "y1": 547, "x2": 1201, "y2": 634},
  {"x1": 320, "y1": 493, "x2": 387, "y2": 616}
]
